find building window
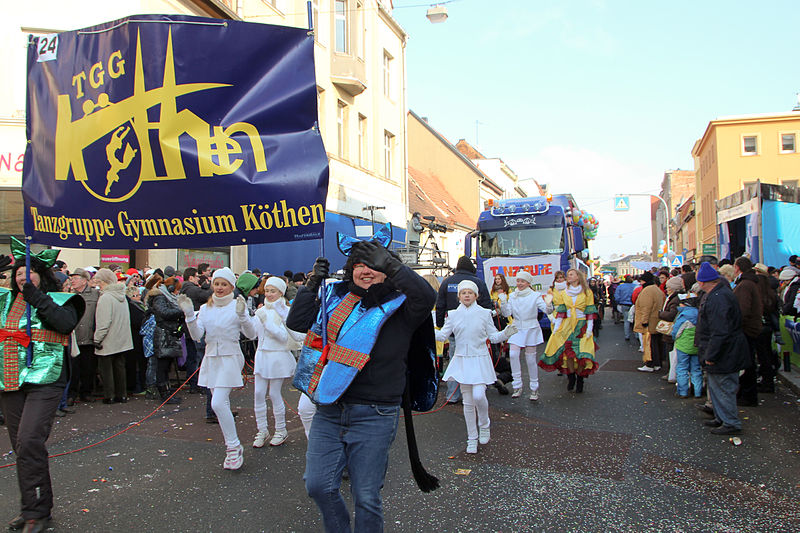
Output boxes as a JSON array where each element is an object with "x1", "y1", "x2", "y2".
[
  {"x1": 358, "y1": 114, "x2": 367, "y2": 169},
  {"x1": 781, "y1": 133, "x2": 796, "y2": 153},
  {"x1": 742, "y1": 135, "x2": 758, "y2": 155},
  {"x1": 782, "y1": 179, "x2": 798, "y2": 188},
  {"x1": 335, "y1": 0, "x2": 348, "y2": 54},
  {"x1": 383, "y1": 51, "x2": 392, "y2": 98},
  {"x1": 337, "y1": 100, "x2": 347, "y2": 159},
  {"x1": 384, "y1": 130, "x2": 394, "y2": 180}
]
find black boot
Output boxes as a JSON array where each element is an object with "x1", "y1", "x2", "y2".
[
  {"x1": 567, "y1": 374, "x2": 576, "y2": 391},
  {"x1": 158, "y1": 385, "x2": 182, "y2": 404},
  {"x1": 576, "y1": 376, "x2": 584, "y2": 393}
]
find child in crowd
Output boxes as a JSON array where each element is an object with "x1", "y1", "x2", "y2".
[
  {"x1": 178, "y1": 267, "x2": 258, "y2": 470},
  {"x1": 498, "y1": 271, "x2": 548, "y2": 400},
  {"x1": 436, "y1": 280, "x2": 516, "y2": 454},
  {"x1": 252, "y1": 276, "x2": 304, "y2": 447},
  {"x1": 671, "y1": 296, "x2": 702, "y2": 398}
]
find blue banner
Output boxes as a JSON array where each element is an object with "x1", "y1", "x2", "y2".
[{"x1": 23, "y1": 14, "x2": 328, "y2": 249}]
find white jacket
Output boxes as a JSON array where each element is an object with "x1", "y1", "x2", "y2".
[
  {"x1": 186, "y1": 300, "x2": 258, "y2": 357},
  {"x1": 501, "y1": 289, "x2": 547, "y2": 330},
  {"x1": 435, "y1": 302, "x2": 507, "y2": 356},
  {"x1": 255, "y1": 299, "x2": 305, "y2": 352}
]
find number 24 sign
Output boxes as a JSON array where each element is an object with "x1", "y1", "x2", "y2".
[{"x1": 36, "y1": 34, "x2": 59, "y2": 63}]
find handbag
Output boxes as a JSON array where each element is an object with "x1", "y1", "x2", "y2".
[{"x1": 655, "y1": 319, "x2": 674, "y2": 335}]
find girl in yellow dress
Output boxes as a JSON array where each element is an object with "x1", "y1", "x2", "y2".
[{"x1": 539, "y1": 268, "x2": 598, "y2": 393}]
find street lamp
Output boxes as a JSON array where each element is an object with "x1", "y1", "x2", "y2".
[{"x1": 426, "y1": 4, "x2": 448, "y2": 23}]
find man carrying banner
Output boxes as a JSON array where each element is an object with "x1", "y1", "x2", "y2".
[
  {"x1": 0, "y1": 243, "x2": 85, "y2": 533},
  {"x1": 287, "y1": 238, "x2": 437, "y2": 532}
]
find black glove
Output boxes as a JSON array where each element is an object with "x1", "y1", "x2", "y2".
[
  {"x1": 305, "y1": 257, "x2": 330, "y2": 292},
  {"x1": 350, "y1": 241, "x2": 403, "y2": 277},
  {"x1": 22, "y1": 282, "x2": 50, "y2": 308},
  {"x1": 0, "y1": 254, "x2": 12, "y2": 272}
]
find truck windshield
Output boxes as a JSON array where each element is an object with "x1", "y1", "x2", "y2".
[{"x1": 478, "y1": 227, "x2": 564, "y2": 257}]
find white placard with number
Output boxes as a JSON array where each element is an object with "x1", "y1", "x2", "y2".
[{"x1": 36, "y1": 34, "x2": 59, "y2": 62}]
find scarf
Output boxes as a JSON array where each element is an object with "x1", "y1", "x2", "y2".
[
  {"x1": 566, "y1": 284, "x2": 583, "y2": 297},
  {"x1": 212, "y1": 293, "x2": 234, "y2": 307},
  {"x1": 158, "y1": 284, "x2": 178, "y2": 304},
  {"x1": 511, "y1": 287, "x2": 532, "y2": 298},
  {"x1": 554, "y1": 281, "x2": 567, "y2": 291}
]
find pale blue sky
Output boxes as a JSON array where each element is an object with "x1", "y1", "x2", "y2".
[{"x1": 392, "y1": 0, "x2": 799, "y2": 259}]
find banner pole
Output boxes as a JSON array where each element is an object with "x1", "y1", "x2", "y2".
[
  {"x1": 25, "y1": 237, "x2": 33, "y2": 368},
  {"x1": 307, "y1": 1, "x2": 313, "y2": 32}
]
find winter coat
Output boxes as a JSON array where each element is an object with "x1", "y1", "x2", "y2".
[
  {"x1": 500, "y1": 289, "x2": 547, "y2": 330},
  {"x1": 288, "y1": 265, "x2": 436, "y2": 405},
  {"x1": 634, "y1": 284, "x2": 665, "y2": 334},
  {"x1": 72, "y1": 285, "x2": 99, "y2": 346},
  {"x1": 614, "y1": 282, "x2": 635, "y2": 305},
  {"x1": 146, "y1": 290, "x2": 185, "y2": 359},
  {"x1": 782, "y1": 278, "x2": 800, "y2": 318},
  {"x1": 180, "y1": 281, "x2": 212, "y2": 311},
  {"x1": 94, "y1": 283, "x2": 133, "y2": 356},
  {"x1": 127, "y1": 297, "x2": 146, "y2": 360},
  {"x1": 672, "y1": 306, "x2": 698, "y2": 355},
  {"x1": 435, "y1": 302, "x2": 507, "y2": 356},
  {"x1": 435, "y1": 269, "x2": 492, "y2": 327},
  {"x1": 733, "y1": 271, "x2": 764, "y2": 338},
  {"x1": 185, "y1": 299, "x2": 259, "y2": 357},
  {"x1": 695, "y1": 279, "x2": 751, "y2": 374},
  {"x1": 658, "y1": 292, "x2": 681, "y2": 350}
]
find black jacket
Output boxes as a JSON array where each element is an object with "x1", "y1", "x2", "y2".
[
  {"x1": 435, "y1": 269, "x2": 491, "y2": 327},
  {"x1": 695, "y1": 279, "x2": 752, "y2": 374},
  {"x1": 181, "y1": 281, "x2": 212, "y2": 311},
  {"x1": 783, "y1": 278, "x2": 800, "y2": 318},
  {"x1": 287, "y1": 265, "x2": 435, "y2": 405},
  {"x1": 146, "y1": 291, "x2": 184, "y2": 359}
]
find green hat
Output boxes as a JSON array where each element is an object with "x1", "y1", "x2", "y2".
[
  {"x1": 10, "y1": 236, "x2": 60, "y2": 269},
  {"x1": 236, "y1": 272, "x2": 259, "y2": 294}
]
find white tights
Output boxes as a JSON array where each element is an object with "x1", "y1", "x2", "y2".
[
  {"x1": 460, "y1": 383, "x2": 489, "y2": 441},
  {"x1": 210, "y1": 387, "x2": 239, "y2": 449},
  {"x1": 297, "y1": 394, "x2": 316, "y2": 439},
  {"x1": 254, "y1": 377, "x2": 287, "y2": 433},
  {"x1": 509, "y1": 344, "x2": 539, "y2": 391}
]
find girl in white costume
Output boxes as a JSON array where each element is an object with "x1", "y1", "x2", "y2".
[
  {"x1": 499, "y1": 271, "x2": 548, "y2": 400},
  {"x1": 177, "y1": 268, "x2": 258, "y2": 470},
  {"x1": 435, "y1": 280, "x2": 516, "y2": 454},
  {"x1": 252, "y1": 276, "x2": 305, "y2": 447}
]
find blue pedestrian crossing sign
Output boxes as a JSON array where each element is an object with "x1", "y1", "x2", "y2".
[
  {"x1": 670, "y1": 255, "x2": 684, "y2": 267},
  {"x1": 614, "y1": 196, "x2": 630, "y2": 211}
]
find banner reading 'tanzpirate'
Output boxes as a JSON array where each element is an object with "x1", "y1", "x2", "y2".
[{"x1": 23, "y1": 14, "x2": 329, "y2": 249}]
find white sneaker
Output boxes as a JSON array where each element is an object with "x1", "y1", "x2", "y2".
[
  {"x1": 529, "y1": 390, "x2": 539, "y2": 401},
  {"x1": 653, "y1": 366, "x2": 662, "y2": 371},
  {"x1": 252, "y1": 431, "x2": 270, "y2": 448},
  {"x1": 466, "y1": 439, "x2": 478, "y2": 454},
  {"x1": 269, "y1": 429, "x2": 288, "y2": 446},
  {"x1": 478, "y1": 427, "x2": 491, "y2": 445},
  {"x1": 224, "y1": 444, "x2": 244, "y2": 470},
  {"x1": 637, "y1": 365, "x2": 654, "y2": 373},
  {"x1": 511, "y1": 388, "x2": 522, "y2": 398},
  {"x1": 638, "y1": 347, "x2": 644, "y2": 353}
]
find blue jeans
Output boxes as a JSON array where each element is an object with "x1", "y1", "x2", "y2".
[
  {"x1": 618, "y1": 305, "x2": 632, "y2": 339},
  {"x1": 305, "y1": 403, "x2": 400, "y2": 533},
  {"x1": 707, "y1": 372, "x2": 741, "y2": 429},
  {"x1": 675, "y1": 350, "x2": 702, "y2": 397}
]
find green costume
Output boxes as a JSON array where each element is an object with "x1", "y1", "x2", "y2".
[{"x1": 0, "y1": 287, "x2": 76, "y2": 391}]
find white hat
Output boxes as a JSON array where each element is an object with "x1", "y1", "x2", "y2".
[
  {"x1": 515, "y1": 271, "x2": 534, "y2": 285},
  {"x1": 264, "y1": 276, "x2": 287, "y2": 295},
  {"x1": 779, "y1": 268, "x2": 797, "y2": 281},
  {"x1": 212, "y1": 267, "x2": 236, "y2": 287},
  {"x1": 457, "y1": 280, "x2": 479, "y2": 295}
]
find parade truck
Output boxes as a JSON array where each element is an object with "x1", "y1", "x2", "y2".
[{"x1": 464, "y1": 194, "x2": 596, "y2": 290}]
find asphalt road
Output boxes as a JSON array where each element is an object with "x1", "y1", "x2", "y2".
[{"x1": 2, "y1": 316, "x2": 800, "y2": 532}]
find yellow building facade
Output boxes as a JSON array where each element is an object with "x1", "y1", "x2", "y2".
[{"x1": 692, "y1": 112, "x2": 800, "y2": 247}]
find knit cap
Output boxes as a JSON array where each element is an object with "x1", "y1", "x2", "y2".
[
  {"x1": 212, "y1": 267, "x2": 236, "y2": 287},
  {"x1": 457, "y1": 279, "x2": 479, "y2": 296},
  {"x1": 779, "y1": 268, "x2": 797, "y2": 281},
  {"x1": 696, "y1": 262, "x2": 719, "y2": 282},
  {"x1": 264, "y1": 276, "x2": 287, "y2": 295},
  {"x1": 515, "y1": 271, "x2": 534, "y2": 286},
  {"x1": 665, "y1": 276, "x2": 684, "y2": 292},
  {"x1": 236, "y1": 272, "x2": 259, "y2": 294}
]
